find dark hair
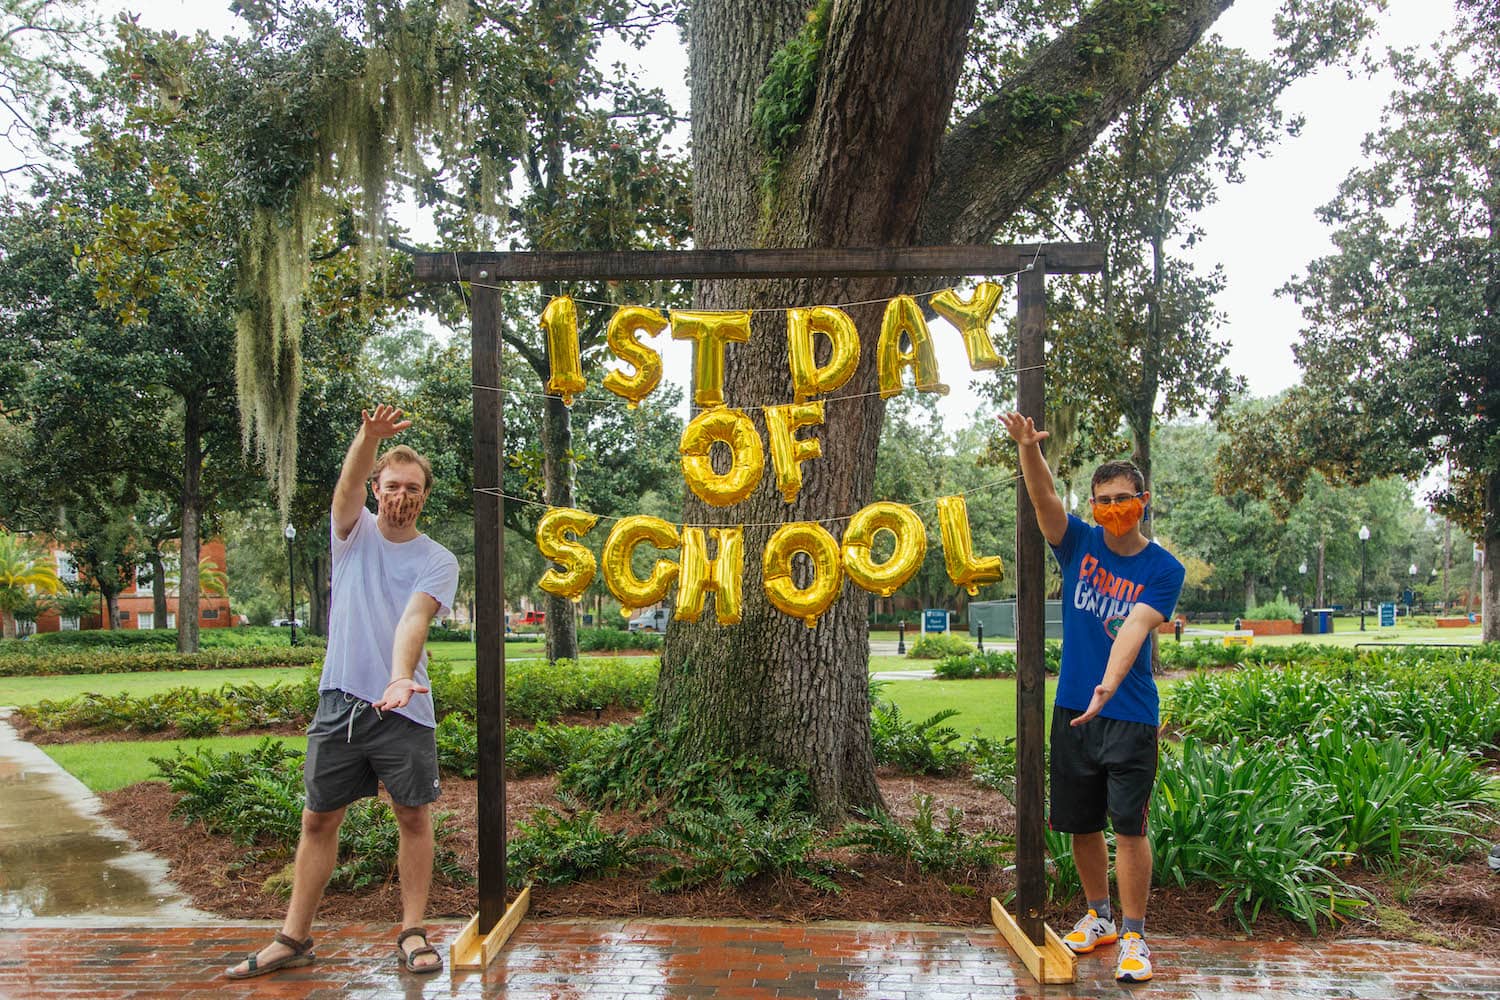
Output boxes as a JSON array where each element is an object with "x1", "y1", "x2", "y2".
[{"x1": 1091, "y1": 460, "x2": 1145, "y2": 496}]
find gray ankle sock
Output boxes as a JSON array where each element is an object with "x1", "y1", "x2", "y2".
[
  {"x1": 1087, "y1": 899, "x2": 1112, "y2": 922},
  {"x1": 1121, "y1": 916, "x2": 1145, "y2": 937}
]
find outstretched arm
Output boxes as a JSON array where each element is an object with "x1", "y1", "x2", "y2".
[
  {"x1": 332, "y1": 405, "x2": 411, "y2": 540},
  {"x1": 1070, "y1": 602, "x2": 1167, "y2": 726},
  {"x1": 372, "y1": 591, "x2": 440, "y2": 711},
  {"x1": 1000, "y1": 412, "x2": 1069, "y2": 546}
]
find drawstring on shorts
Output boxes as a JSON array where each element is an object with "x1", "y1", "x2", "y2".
[{"x1": 341, "y1": 690, "x2": 382, "y2": 742}]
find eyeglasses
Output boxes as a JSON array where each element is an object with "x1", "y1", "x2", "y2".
[{"x1": 1089, "y1": 492, "x2": 1143, "y2": 507}]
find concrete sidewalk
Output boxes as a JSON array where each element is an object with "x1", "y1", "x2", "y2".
[{"x1": 2, "y1": 918, "x2": 1497, "y2": 999}]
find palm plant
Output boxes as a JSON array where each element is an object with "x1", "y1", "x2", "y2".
[{"x1": 0, "y1": 532, "x2": 64, "y2": 639}]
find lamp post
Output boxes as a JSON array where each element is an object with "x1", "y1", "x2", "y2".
[
  {"x1": 1298, "y1": 561, "x2": 1308, "y2": 609},
  {"x1": 1408, "y1": 563, "x2": 1417, "y2": 618},
  {"x1": 1358, "y1": 524, "x2": 1370, "y2": 631},
  {"x1": 284, "y1": 522, "x2": 297, "y2": 647}
]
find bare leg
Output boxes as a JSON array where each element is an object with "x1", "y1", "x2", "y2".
[
  {"x1": 393, "y1": 802, "x2": 438, "y2": 970},
  {"x1": 1071, "y1": 830, "x2": 1111, "y2": 909},
  {"x1": 1115, "y1": 833, "x2": 1152, "y2": 923},
  {"x1": 228, "y1": 806, "x2": 346, "y2": 975}
]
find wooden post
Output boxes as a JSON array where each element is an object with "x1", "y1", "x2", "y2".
[
  {"x1": 469, "y1": 273, "x2": 508, "y2": 930},
  {"x1": 1013, "y1": 259, "x2": 1048, "y2": 945}
]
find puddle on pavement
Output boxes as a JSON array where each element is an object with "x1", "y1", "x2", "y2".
[{"x1": 0, "y1": 732, "x2": 204, "y2": 922}]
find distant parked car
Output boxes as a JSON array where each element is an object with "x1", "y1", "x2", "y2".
[
  {"x1": 512, "y1": 610, "x2": 546, "y2": 627},
  {"x1": 271, "y1": 618, "x2": 304, "y2": 628},
  {"x1": 627, "y1": 608, "x2": 670, "y2": 632}
]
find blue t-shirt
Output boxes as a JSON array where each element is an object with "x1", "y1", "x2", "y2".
[{"x1": 1050, "y1": 514, "x2": 1185, "y2": 726}]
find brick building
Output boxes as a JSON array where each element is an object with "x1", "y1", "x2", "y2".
[{"x1": 28, "y1": 537, "x2": 234, "y2": 633}]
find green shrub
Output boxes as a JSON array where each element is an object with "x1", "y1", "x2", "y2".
[
  {"x1": 508, "y1": 794, "x2": 648, "y2": 888},
  {"x1": 649, "y1": 783, "x2": 842, "y2": 893},
  {"x1": 560, "y1": 714, "x2": 813, "y2": 818},
  {"x1": 969, "y1": 735, "x2": 1019, "y2": 803},
  {"x1": 1151, "y1": 737, "x2": 1366, "y2": 932},
  {"x1": 151, "y1": 739, "x2": 467, "y2": 886},
  {"x1": 905, "y1": 633, "x2": 974, "y2": 659},
  {"x1": 428, "y1": 624, "x2": 472, "y2": 642},
  {"x1": 435, "y1": 714, "x2": 623, "y2": 779},
  {"x1": 1163, "y1": 654, "x2": 1500, "y2": 753},
  {"x1": 933, "y1": 641, "x2": 1060, "y2": 679},
  {"x1": 577, "y1": 626, "x2": 663, "y2": 653},
  {"x1": 434, "y1": 714, "x2": 479, "y2": 778},
  {"x1": 17, "y1": 674, "x2": 321, "y2": 735},
  {"x1": 1244, "y1": 597, "x2": 1301, "y2": 621},
  {"x1": 833, "y1": 794, "x2": 1008, "y2": 875},
  {"x1": 870, "y1": 701, "x2": 968, "y2": 775},
  {"x1": 426, "y1": 656, "x2": 657, "y2": 723},
  {"x1": 0, "y1": 645, "x2": 324, "y2": 677},
  {"x1": 21, "y1": 626, "x2": 325, "y2": 652}
]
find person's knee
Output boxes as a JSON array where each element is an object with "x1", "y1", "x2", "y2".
[
  {"x1": 392, "y1": 803, "x2": 432, "y2": 836},
  {"x1": 302, "y1": 806, "x2": 346, "y2": 838}
]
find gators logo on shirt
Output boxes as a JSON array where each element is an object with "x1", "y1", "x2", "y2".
[
  {"x1": 1105, "y1": 615, "x2": 1126, "y2": 639},
  {"x1": 1074, "y1": 553, "x2": 1146, "y2": 637}
]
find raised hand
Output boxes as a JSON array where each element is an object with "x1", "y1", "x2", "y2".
[
  {"x1": 1000, "y1": 411, "x2": 1049, "y2": 448},
  {"x1": 362, "y1": 404, "x2": 412, "y2": 442}
]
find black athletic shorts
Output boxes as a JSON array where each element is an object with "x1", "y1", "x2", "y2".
[
  {"x1": 1049, "y1": 704, "x2": 1158, "y2": 836},
  {"x1": 303, "y1": 689, "x2": 441, "y2": 813}
]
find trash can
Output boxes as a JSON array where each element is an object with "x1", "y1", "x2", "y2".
[
  {"x1": 1307, "y1": 608, "x2": 1334, "y2": 634},
  {"x1": 1302, "y1": 611, "x2": 1318, "y2": 635}
]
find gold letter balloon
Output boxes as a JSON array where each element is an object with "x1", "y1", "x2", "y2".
[
  {"x1": 936, "y1": 495, "x2": 1003, "y2": 595},
  {"x1": 670, "y1": 310, "x2": 751, "y2": 408},
  {"x1": 536, "y1": 507, "x2": 598, "y2": 601},
  {"x1": 540, "y1": 296, "x2": 586, "y2": 405},
  {"x1": 602, "y1": 516, "x2": 680, "y2": 615},
  {"x1": 877, "y1": 295, "x2": 949, "y2": 399},
  {"x1": 786, "y1": 306, "x2": 860, "y2": 401},
  {"x1": 764, "y1": 401, "x2": 825, "y2": 503},
  {"x1": 680, "y1": 408, "x2": 764, "y2": 506},
  {"x1": 675, "y1": 527, "x2": 744, "y2": 625},
  {"x1": 842, "y1": 502, "x2": 926, "y2": 597},
  {"x1": 931, "y1": 282, "x2": 1004, "y2": 371},
  {"x1": 603, "y1": 306, "x2": 667, "y2": 408},
  {"x1": 762, "y1": 521, "x2": 844, "y2": 627}
]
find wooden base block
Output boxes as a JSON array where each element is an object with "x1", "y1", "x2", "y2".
[
  {"x1": 450, "y1": 885, "x2": 531, "y2": 971},
  {"x1": 989, "y1": 897, "x2": 1077, "y2": 984}
]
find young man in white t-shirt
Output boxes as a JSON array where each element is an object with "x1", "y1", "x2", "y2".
[{"x1": 228, "y1": 404, "x2": 459, "y2": 979}]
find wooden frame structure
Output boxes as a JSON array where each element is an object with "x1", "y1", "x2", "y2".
[{"x1": 411, "y1": 243, "x2": 1104, "y2": 980}]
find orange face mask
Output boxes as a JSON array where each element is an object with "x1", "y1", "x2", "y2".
[{"x1": 1093, "y1": 497, "x2": 1144, "y2": 537}]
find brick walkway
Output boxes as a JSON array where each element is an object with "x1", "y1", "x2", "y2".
[{"x1": 1, "y1": 919, "x2": 1497, "y2": 999}]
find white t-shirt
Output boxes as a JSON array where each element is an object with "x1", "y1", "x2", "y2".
[{"x1": 322, "y1": 506, "x2": 459, "y2": 728}]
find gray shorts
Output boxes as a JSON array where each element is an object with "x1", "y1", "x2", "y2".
[{"x1": 304, "y1": 690, "x2": 440, "y2": 813}]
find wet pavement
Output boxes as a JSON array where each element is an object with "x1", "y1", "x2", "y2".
[
  {"x1": 0, "y1": 714, "x2": 209, "y2": 927},
  {"x1": 1, "y1": 918, "x2": 1498, "y2": 999}
]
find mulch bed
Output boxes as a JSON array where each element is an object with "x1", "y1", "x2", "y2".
[{"x1": 98, "y1": 768, "x2": 1500, "y2": 955}]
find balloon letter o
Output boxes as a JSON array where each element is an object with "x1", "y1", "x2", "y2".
[
  {"x1": 842, "y1": 502, "x2": 926, "y2": 597},
  {"x1": 680, "y1": 408, "x2": 764, "y2": 507},
  {"x1": 763, "y1": 521, "x2": 844, "y2": 628}
]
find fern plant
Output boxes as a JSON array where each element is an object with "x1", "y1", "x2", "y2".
[
  {"x1": 833, "y1": 794, "x2": 1009, "y2": 875},
  {"x1": 649, "y1": 782, "x2": 843, "y2": 894}
]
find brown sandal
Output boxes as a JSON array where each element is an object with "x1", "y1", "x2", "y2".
[
  {"x1": 225, "y1": 932, "x2": 315, "y2": 979},
  {"x1": 396, "y1": 926, "x2": 443, "y2": 974}
]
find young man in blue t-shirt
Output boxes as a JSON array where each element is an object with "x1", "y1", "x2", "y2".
[{"x1": 1002, "y1": 412, "x2": 1185, "y2": 984}]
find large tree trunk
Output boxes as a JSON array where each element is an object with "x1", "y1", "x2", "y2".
[
  {"x1": 103, "y1": 589, "x2": 119, "y2": 630},
  {"x1": 541, "y1": 393, "x2": 579, "y2": 661},
  {"x1": 1484, "y1": 470, "x2": 1497, "y2": 643},
  {"x1": 1243, "y1": 570, "x2": 1255, "y2": 613},
  {"x1": 310, "y1": 549, "x2": 331, "y2": 637},
  {"x1": 660, "y1": 0, "x2": 1234, "y2": 822},
  {"x1": 177, "y1": 397, "x2": 202, "y2": 653},
  {"x1": 149, "y1": 548, "x2": 169, "y2": 628}
]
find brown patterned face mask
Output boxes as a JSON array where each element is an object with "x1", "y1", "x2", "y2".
[{"x1": 378, "y1": 491, "x2": 423, "y2": 529}]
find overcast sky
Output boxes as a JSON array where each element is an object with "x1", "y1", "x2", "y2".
[{"x1": 93, "y1": 0, "x2": 1458, "y2": 427}]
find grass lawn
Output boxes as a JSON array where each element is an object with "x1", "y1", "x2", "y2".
[
  {"x1": 0, "y1": 666, "x2": 319, "y2": 707},
  {"x1": 43, "y1": 734, "x2": 309, "y2": 793},
  {"x1": 876, "y1": 678, "x2": 1059, "y2": 741}
]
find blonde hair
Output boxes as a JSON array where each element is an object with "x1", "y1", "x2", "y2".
[{"x1": 371, "y1": 445, "x2": 433, "y2": 493}]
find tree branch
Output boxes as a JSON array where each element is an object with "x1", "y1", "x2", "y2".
[{"x1": 920, "y1": 0, "x2": 1234, "y2": 244}]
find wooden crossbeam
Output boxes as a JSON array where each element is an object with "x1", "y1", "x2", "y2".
[{"x1": 414, "y1": 243, "x2": 1104, "y2": 282}]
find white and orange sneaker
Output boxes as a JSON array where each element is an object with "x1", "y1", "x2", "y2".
[
  {"x1": 1062, "y1": 909, "x2": 1118, "y2": 954},
  {"x1": 1114, "y1": 932, "x2": 1152, "y2": 982}
]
